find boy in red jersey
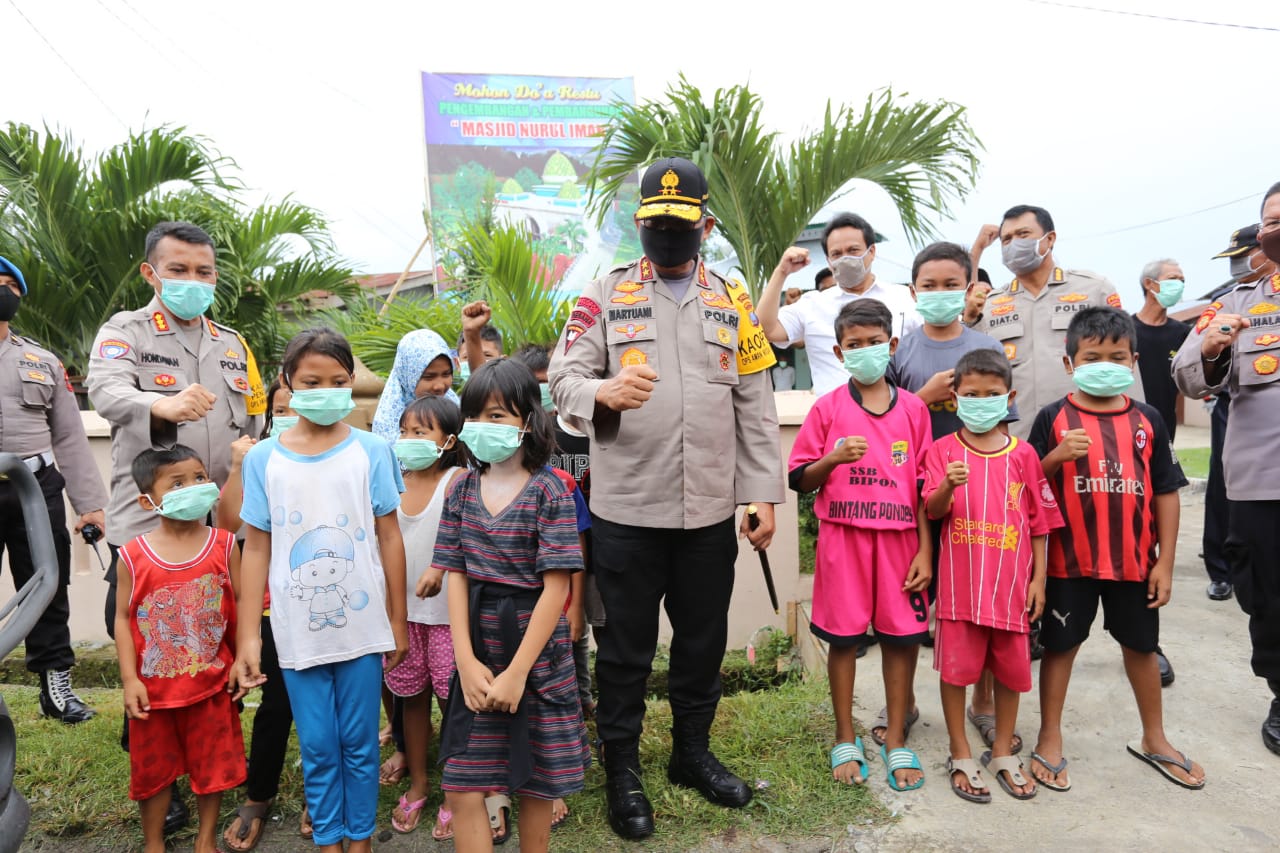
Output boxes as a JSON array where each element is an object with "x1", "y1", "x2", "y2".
[
  {"x1": 924, "y1": 349, "x2": 1062, "y2": 802},
  {"x1": 1028, "y1": 307, "x2": 1204, "y2": 792},
  {"x1": 115, "y1": 446, "x2": 245, "y2": 853},
  {"x1": 789, "y1": 299, "x2": 933, "y2": 792}
]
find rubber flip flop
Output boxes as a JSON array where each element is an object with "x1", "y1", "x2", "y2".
[
  {"x1": 981, "y1": 750, "x2": 1037, "y2": 800},
  {"x1": 966, "y1": 707, "x2": 1023, "y2": 754},
  {"x1": 830, "y1": 738, "x2": 869, "y2": 785},
  {"x1": 392, "y1": 793, "x2": 429, "y2": 834},
  {"x1": 946, "y1": 757, "x2": 991, "y2": 804},
  {"x1": 870, "y1": 706, "x2": 920, "y2": 747},
  {"x1": 485, "y1": 793, "x2": 512, "y2": 845},
  {"x1": 1029, "y1": 751, "x2": 1071, "y2": 792},
  {"x1": 1126, "y1": 741, "x2": 1205, "y2": 790},
  {"x1": 222, "y1": 800, "x2": 271, "y2": 852},
  {"x1": 880, "y1": 744, "x2": 925, "y2": 792}
]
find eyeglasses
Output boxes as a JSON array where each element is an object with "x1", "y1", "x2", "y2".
[{"x1": 639, "y1": 217, "x2": 704, "y2": 233}]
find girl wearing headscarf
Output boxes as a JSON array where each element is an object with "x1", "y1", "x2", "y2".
[{"x1": 372, "y1": 329, "x2": 460, "y2": 444}]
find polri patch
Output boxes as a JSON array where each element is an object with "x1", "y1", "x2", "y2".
[
  {"x1": 154, "y1": 374, "x2": 177, "y2": 387},
  {"x1": 99, "y1": 339, "x2": 131, "y2": 359},
  {"x1": 1254, "y1": 354, "x2": 1279, "y2": 375},
  {"x1": 620, "y1": 347, "x2": 647, "y2": 367}
]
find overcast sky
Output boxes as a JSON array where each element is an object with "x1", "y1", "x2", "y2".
[{"x1": 5, "y1": 0, "x2": 1278, "y2": 310}]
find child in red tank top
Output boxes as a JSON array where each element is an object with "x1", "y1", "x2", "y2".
[{"x1": 115, "y1": 445, "x2": 245, "y2": 853}]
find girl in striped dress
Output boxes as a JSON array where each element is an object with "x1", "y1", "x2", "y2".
[{"x1": 432, "y1": 359, "x2": 588, "y2": 853}]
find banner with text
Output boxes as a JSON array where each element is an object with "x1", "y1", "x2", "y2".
[{"x1": 421, "y1": 72, "x2": 638, "y2": 294}]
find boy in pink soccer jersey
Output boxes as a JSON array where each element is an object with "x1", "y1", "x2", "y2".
[
  {"x1": 789, "y1": 299, "x2": 934, "y2": 792},
  {"x1": 922, "y1": 349, "x2": 1063, "y2": 803}
]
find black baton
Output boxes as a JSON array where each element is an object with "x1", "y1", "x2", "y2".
[{"x1": 746, "y1": 504, "x2": 779, "y2": 614}]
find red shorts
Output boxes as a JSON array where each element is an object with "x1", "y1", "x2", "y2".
[
  {"x1": 128, "y1": 689, "x2": 246, "y2": 801},
  {"x1": 812, "y1": 524, "x2": 929, "y2": 645},
  {"x1": 934, "y1": 618, "x2": 1031, "y2": 693}
]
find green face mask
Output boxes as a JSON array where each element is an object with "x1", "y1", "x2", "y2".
[
  {"x1": 1153, "y1": 279, "x2": 1185, "y2": 308},
  {"x1": 268, "y1": 415, "x2": 298, "y2": 438},
  {"x1": 539, "y1": 382, "x2": 554, "y2": 412},
  {"x1": 841, "y1": 343, "x2": 891, "y2": 385},
  {"x1": 955, "y1": 394, "x2": 1010, "y2": 434},
  {"x1": 289, "y1": 388, "x2": 355, "y2": 426},
  {"x1": 459, "y1": 422, "x2": 523, "y2": 464},
  {"x1": 914, "y1": 290, "x2": 967, "y2": 326},
  {"x1": 394, "y1": 438, "x2": 442, "y2": 471},
  {"x1": 457, "y1": 362, "x2": 471, "y2": 385},
  {"x1": 150, "y1": 482, "x2": 220, "y2": 521},
  {"x1": 1071, "y1": 362, "x2": 1135, "y2": 397}
]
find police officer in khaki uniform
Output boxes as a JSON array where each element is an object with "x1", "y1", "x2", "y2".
[
  {"x1": 1173, "y1": 183, "x2": 1280, "y2": 757},
  {"x1": 971, "y1": 207, "x2": 1134, "y2": 440},
  {"x1": 0, "y1": 256, "x2": 108, "y2": 723},
  {"x1": 549, "y1": 158, "x2": 783, "y2": 840},
  {"x1": 85, "y1": 221, "x2": 263, "y2": 833}
]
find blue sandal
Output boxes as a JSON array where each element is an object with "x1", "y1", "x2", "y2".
[
  {"x1": 881, "y1": 744, "x2": 925, "y2": 791},
  {"x1": 830, "y1": 738, "x2": 869, "y2": 784}
]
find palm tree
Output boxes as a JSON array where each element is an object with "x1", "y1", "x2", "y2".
[
  {"x1": 587, "y1": 76, "x2": 982, "y2": 296},
  {"x1": 0, "y1": 123, "x2": 357, "y2": 375}
]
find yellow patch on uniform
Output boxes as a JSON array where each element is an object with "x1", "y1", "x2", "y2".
[
  {"x1": 1003, "y1": 343, "x2": 1017, "y2": 361},
  {"x1": 1256, "y1": 334, "x2": 1280, "y2": 347},
  {"x1": 151, "y1": 312, "x2": 169, "y2": 332},
  {"x1": 225, "y1": 348, "x2": 241, "y2": 359},
  {"x1": 238, "y1": 334, "x2": 266, "y2": 416},
  {"x1": 890, "y1": 440, "x2": 909, "y2": 466},
  {"x1": 1006, "y1": 481, "x2": 1026, "y2": 510},
  {"x1": 1106, "y1": 293, "x2": 1122, "y2": 308},
  {"x1": 700, "y1": 291, "x2": 734, "y2": 309},
  {"x1": 615, "y1": 281, "x2": 644, "y2": 294},
  {"x1": 1254, "y1": 354, "x2": 1279, "y2": 376},
  {"x1": 23, "y1": 352, "x2": 39, "y2": 361},
  {"x1": 620, "y1": 347, "x2": 648, "y2": 367},
  {"x1": 716, "y1": 327, "x2": 733, "y2": 346},
  {"x1": 991, "y1": 295, "x2": 1014, "y2": 306},
  {"x1": 206, "y1": 319, "x2": 220, "y2": 338},
  {"x1": 611, "y1": 292, "x2": 649, "y2": 306},
  {"x1": 638, "y1": 257, "x2": 654, "y2": 281},
  {"x1": 724, "y1": 278, "x2": 775, "y2": 375},
  {"x1": 1249, "y1": 302, "x2": 1279, "y2": 315},
  {"x1": 154, "y1": 374, "x2": 177, "y2": 387},
  {"x1": 992, "y1": 303, "x2": 1015, "y2": 317},
  {"x1": 26, "y1": 370, "x2": 45, "y2": 381},
  {"x1": 1272, "y1": 273, "x2": 1280, "y2": 294},
  {"x1": 1058, "y1": 293, "x2": 1087, "y2": 303}
]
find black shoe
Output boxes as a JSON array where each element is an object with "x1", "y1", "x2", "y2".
[
  {"x1": 163, "y1": 784, "x2": 190, "y2": 836},
  {"x1": 1264, "y1": 698, "x2": 1280, "y2": 758},
  {"x1": 856, "y1": 643, "x2": 868, "y2": 658},
  {"x1": 602, "y1": 743, "x2": 653, "y2": 840},
  {"x1": 1156, "y1": 648, "x2": 1174, "y2": 688},
  {"x1": 1029, "y1": 621, "x2": 1044, "y2": 661},
  {"x1": 38, "y1": 669, "x2": 96, "y2": 724},
  {"x1": 1207, "y1": 581, "x2": 1233, "y2": 601},
  {"x1": 667, "y1": 748, "x2": 752, "y2": 808}
]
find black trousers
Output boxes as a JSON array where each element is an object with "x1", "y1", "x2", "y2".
[
  {"x1": 244, "y1": 618, "x2": 296, "y2": 802},
  {"x1": 1204, "y1": 392, "x2": 1233, "y2": 584},
  {"x1": 591, "y1": 515, "x2": 737, "y2": 744},
  {"x1": 1226, "y1": 500, "x2": 1280, "y2": 681},
  {"x1": 0, "y1": 464, "x2": 73, "y2": 672}
]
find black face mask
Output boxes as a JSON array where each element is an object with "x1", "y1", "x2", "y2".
[
  {"x1": 639, "y1": 225, "x2": 703, "y2": 269},
  {"x1": 1262, "y1": 228, "x2": 1280, "y2": 266},
  {"x1": 0, "y1": 290, "x2": 19, "y2": 322}
]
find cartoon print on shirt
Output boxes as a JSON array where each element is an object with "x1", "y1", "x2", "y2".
[
  {"x1": 287, "y1": 523, "x2": 370, "y2": 631},
  {"x1": 136, "y1": 574, "x2": 228, "y2": 678}
]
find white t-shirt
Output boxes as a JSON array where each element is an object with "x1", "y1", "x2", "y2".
[
  {"x1": 240, "y1": 427, "x2": 404, "y2": 670},
  {"x1": 401, "y1": 467, "x2": 460, "y2": 625},
  {"x1": 778, "y1": 279, "x2": 923, "y2": 395}
]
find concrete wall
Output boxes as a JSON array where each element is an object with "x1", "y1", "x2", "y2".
[{"x1": 0, "y1": 393, "x2": 820, "y2": 651}]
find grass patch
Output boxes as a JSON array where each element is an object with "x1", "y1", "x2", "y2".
[
  {"x1": 8, "y1": 675, "x2": 886, "y2": 851},
  {"x1": 798, "y1": 490, "x2": 817, "y2": 575},
  {"x1": 1177, "y1": 446, "x2": 1209, "y2": 480}
]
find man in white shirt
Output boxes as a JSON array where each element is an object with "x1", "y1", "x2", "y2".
[{"x1": 758, "y1": 213, "x2": 922, "y2": 395}]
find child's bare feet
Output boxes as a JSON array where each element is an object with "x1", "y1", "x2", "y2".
[{"x1": 379, "y1": 751, "x2": 407, "y2": 785}]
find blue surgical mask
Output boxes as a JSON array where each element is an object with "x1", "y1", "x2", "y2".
[
  {"x1": 394, "y1": 438, "x2": 442, "y2": 471},
  {"x1": 459, "y1": 422, "x2": 524, "y2": 464},
  {"x1": 955, "y1": 394, "x2": 1010, "y2": 434},
  {"x1": 149, "y1": 482, "x2": 220, "y2": 522},
  {"x1": 150, "y1": 264, "x2": 215, "y2": 321},
  {"x1": 268, "y1": 415, "x2": 298, "y2": 438},
  {"x1": 914, "y1": 290, "x2": 967, "y2": 326},
  {"x1": 841, "y1": 343, "x2": 891, "y2": 385},
  {"x1": 1071, "y1": 362, "x2": 1135, "y2": 397},
  {"x1": 289, "y1": 388, "x2": 355, "y2": 426},
  {"x1": 1153, "y1": 279, "x2": 1185, "y2": 308}
]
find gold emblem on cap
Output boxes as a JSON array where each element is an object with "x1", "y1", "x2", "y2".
[{"x1": 660, "y1": 169, "x2": 680, "y2": 196}]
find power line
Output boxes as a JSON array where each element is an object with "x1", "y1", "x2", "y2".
[
  {"x1": 1026, "y1": 0, "x2": 1280, "y2": 33},
  {"x1": 1075, "y1": 193, "x2": 1259, "y2": 240},
  {"x1": 105, "y1": 0, "x2": 215, "y2": 75},
  {"x1": 6, "y1": 0, "x2": 128, "y2": 128}
]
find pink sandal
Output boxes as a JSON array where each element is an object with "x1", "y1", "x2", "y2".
[
  {"x1": 431, "y1": 805, "x2": 454, "y2": 841},
  {"x1": 391, "y1": 793, "x2": 429, "y2": 834}
]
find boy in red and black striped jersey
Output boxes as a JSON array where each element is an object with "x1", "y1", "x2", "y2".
[{"x1": 1028, "y1": 307, "x2": 1205, "y2": 792}]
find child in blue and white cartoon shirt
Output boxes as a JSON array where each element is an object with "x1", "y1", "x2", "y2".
[{"x1": 232, "y1": 328, "x2": 409, "y2": 853}]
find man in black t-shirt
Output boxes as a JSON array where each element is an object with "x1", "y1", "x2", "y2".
[{"x1": 1132, "y1": 258, "x2": 1191, "y2": 440}]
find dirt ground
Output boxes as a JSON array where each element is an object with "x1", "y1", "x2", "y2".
[{"x1": 22, "y1": 491, "x2": 1280, "y2": 852}]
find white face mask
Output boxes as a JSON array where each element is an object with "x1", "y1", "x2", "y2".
[{"x1": 1002, "y1": 235, "x2": 1049, "y2": 277}]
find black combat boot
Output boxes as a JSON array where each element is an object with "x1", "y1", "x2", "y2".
[
  {"x1": 38, "y1": 668, "x2": 96, "y2": 724},
  {"x1": 602, "y1": 740, "x2": 653, "y2": 839},
  {"x1": 667, "y1": 717, "x2": 752, "y2": 808},
  {"x1": 1263, "y1": 680, "x2": 1280, "y2": 757}
]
